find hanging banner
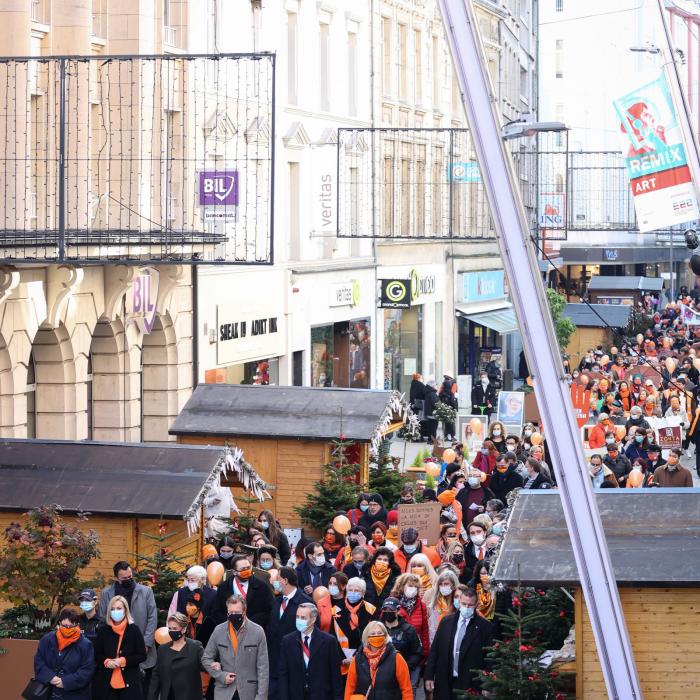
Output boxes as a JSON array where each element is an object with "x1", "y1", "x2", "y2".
[
  {"x1": 613, "y1": 73, "x2": 700, "y2": 232},
  {"x1": 679, "y1": 302, "x2": 700, "y2": 326}
]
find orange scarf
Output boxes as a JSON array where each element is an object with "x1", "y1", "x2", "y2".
[
  {"x1": 188, "y1": 613, "x2": 203, "y2": 639},
  {"x1": 419, "y1": 574, "x2": 432, "y2": 595},
  {"x1": 227, "y1": 623, "x2": 239, "y2": 654},
  {"x1": 476, "y1": 584, "x2": 496, "y2": 620},
  {"x1": 106, "y1": 618, "x2": 127, "y2": 690},
  {"x1": 345, "y1": 600, "x2": 362, "y2": 629},
  {"x1": 56, "y1": 626, "x2": 81, "y2": 652},
  {"x1": 370, "y1": 564, "x2": 391, "y2": 594},
  {"x1": 341, "y1": 545, "x2": 353, "y2": 565},
  {"x1": 363, "y1": 644, "x2": 385, "y2": 686}
]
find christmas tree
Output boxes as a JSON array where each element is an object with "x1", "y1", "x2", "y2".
[
  {"x1": 368, "y1": 439, "x2": 410, "y2": 506},
  {"x1": 295, "y1": 435, "x2": 360, "y2": 531},
  {"x1": 470, "y1": 593, "x2": 570, "y2": 700},
  {"x1": 521, "y1": 587, "x2": 574, "y2": 651},
  {"x1": 215, "y1": 493, "x2": 259, "y2": 547},
  {"x1": 134, "y1": 521, "x2": 189, "y2": 626}
]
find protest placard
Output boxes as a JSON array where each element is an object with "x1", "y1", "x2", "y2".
[{"x1": 398, "y1": 502, "x2": 442, "y2": 545}]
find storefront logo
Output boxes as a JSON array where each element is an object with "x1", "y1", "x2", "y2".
[
  {"x1": 219, "y1": 317, "x2": 278, "y2": 341},
  {"x1": 199, "y1": 171, "x2": 238, "y2": 205},
  {"x1": 379, "y1": 279, "x2": 411, "y2": 308},
  {"x1": 410, "y1": 268, "x2": 436, "y2": 302},
  {"x1": 127, "y1": 268, "x2": 159, "y2": 334},
  {"x1": 329, "y1": 280, "x2": 361, "y2": 307}
]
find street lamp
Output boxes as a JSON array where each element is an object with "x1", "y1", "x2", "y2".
[{"x1": 501, "y1": 119, "x2": 568, "y2": 140}]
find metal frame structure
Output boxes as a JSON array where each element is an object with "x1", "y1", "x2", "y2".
[{"x1": 436, "y1": 1, "x2": 643, "y2": 698}]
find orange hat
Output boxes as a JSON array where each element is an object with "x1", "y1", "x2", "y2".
[
  {"x1": 202, "y1": 544, "x2": 218, "y2": 560},
  {"x1": 438, "y1": 490, "x2": 456, "y2": 506}
]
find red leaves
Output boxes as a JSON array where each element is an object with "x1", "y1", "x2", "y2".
[{"x1": 512, "y1": 595, "x2": 522, "y2": 608}]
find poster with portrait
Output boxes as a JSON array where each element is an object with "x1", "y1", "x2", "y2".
[
  {"x1": 497, "y1": 391, "x2": 525, "y2": 435},
  {"x1": 459, "y1": 414, "x2": 489, "y2": 451}
]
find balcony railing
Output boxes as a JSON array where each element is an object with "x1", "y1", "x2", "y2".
[{"x1": 0, "y1": 54, "x2": 275, "y2": 264}]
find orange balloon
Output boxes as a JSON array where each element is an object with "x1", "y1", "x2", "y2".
[
  {"x1": 627, "y1": 470, "x2": 644, "y2": 488},
  {"x1": 154, "y1": 626, "x2": 171, "y2": 645},
  {"x1": 469, "y1": 418, "x2": 482, "y2": 431},
  {"x1": 526, "y1": 376, "x2": 533, "y2": 387},
  {"x1": 207, "y1": 561, "x2": 225, "y2": 586},
  {"x1": 614, "y1": 426, "x2": 627, "y2": 441},
  {"x1": 442, "y1": 448, "x2": 456, "y2": 464},
  {"x1": 202, "y1": 544, "x2": 218, "y2": 560},
  {"x1": 665, "y1": 357, "x2": 676, "y2": 373},
  {"x1": 313, "y1": 586, "x2": 330, "y2": 603},
  {"x1": 426, "y1": 461, "x2": 441, "y2": 477},
  {"x1": 530, "y1": 432, "x2": 543, "y2": 445},
  {"x1": 694, "y1": 358, "x2": 700, "y2": 370},
  {"x1": 332, "y1": 514, "x2": 351, "y2": 535},
  {"x1": 579, "y1": 375, "x2": 589, "y2": 387}
]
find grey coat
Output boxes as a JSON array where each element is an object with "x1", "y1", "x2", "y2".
[
  {"x1": 99, "y1": 582, "x2": 158, "y2": 669},
  {"x1": 202, "y1": 620, "x2": 269, "y2": 700}
]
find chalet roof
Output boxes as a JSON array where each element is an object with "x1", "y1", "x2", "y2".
[
  {"x1": 492, "y1": 490, "x2": 700, "y2": 586},
  {"x1": 563, "y1": 303, "x2": 631, "y2": 329},
  {"x1": 169, "y1": 384, "x2": 418, "y2": 449},
  {"x1": 0, "y1": 439, "x2": 269, "y2": 533}
]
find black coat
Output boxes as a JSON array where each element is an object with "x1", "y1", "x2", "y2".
[
  {"x1": 463, "y1": 543, "x2": 495, "y2": 582},
  {"x1": 295, "y1": 559, "x2": 336, "y2": 592},
  {"x1": 271, "y1": 531, "x2": 292, "y2": 565},
  {"x1": 186, "y1": 614, "x2": 217, "y2": 649},
  {"x1": 424, "y1": 613, "x2": 493, "y2": 698},
  {"x1": 147, "y1": 638, "x2": 204, "y2": 700},
  {"x1": 489, "y1": 466, "x2": 524, "y2": 503},
  {"x1": 278, "y1": 629, "x2": 343, "y2": 700},
  {"x1": 409, "y1": 379, "x2": 426, "y2": 405},
  {"x1": 523, "y1": 473, "x2": 552, "y2": 490},
  {"x1": 329, "y1": 600, "x2": 377, "y2": 650},
  {"x1": 358, "y1": 507, "x2": 389, "y2": 530},
  {"x1": 363, "y1": 567, "x2": 400, "y2": 609},
  {"x1": 173, "y1": 586, "x2": 217, "y2": 616},
  {"x1": 266, "y1": 587, "x2": 313, "y2": 678},
  {"x1": 212, "y1": 574, "x2": 274, "y2": 631},
  {"x1": 424, "y1": 386, "x2": 439, "y2": 417},
  {"x1": 471, "y1": 383, "x2": 496, "y2": 411},
  {"x1": 92, "y1": 623, "x2": 147, "y2": 700},
  {"x1": 385, "y1": 619, "x2": 422, "y2": 670}
]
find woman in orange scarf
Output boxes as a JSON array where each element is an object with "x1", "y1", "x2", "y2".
[
  {"x1": 344, "y1": 621, "x2": 413, "y2": 700},
  {"x1": 93, "y1": 596, "x2": 147, "y2": 700},
  {"x1": 472, "y1": 560, "x2": 511, "y2": 640},
  {"x1": 365, "y1": 547, "x2": 401, "y2": 608},
  {"x1": 33, "y1": 607, "x2": 95, "y2": 700}
]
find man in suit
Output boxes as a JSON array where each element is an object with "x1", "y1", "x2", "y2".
[
  {"x1": 213, "y1": 555, "x2": 274, "y2": 631},
  {"x1": 424, "y1": 586, "x2": 493, "y2": 699},
  {"x1": 202, "y1": 594, "x2": 269, "y2": 700},
  {"x1": 99, "y1": 561, "x2": 157, "y2": 683},
  {"x1": 279, "y1": 602, "x2": 343, "y2": 700},
  {"x1": 471, "y1": 371, "x2": 496, "y2": 417},
  {"x1": 267, "y1": 566, "x2": 312, "y2": 700}
]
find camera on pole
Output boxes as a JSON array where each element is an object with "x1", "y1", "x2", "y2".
[{"x1": 684, "y1": 229, "x2": 700, "y2": 275}]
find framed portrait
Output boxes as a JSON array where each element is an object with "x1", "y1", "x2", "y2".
[
  {"x1": 459, "y1": 414, "x2": 489, "y2": 449},
  {"x1": 497, "y1": 391, "x2": 525, "y2": 430}
]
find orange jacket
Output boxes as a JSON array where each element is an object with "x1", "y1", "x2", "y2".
[
  {"x1": 393, "y1": 544, "x2": 441, "y2": 573},
  {"x1": 588, "y1": 423, "x2": 609, "y2": 448}
]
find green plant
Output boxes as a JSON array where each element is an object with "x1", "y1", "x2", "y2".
[
  {"x1": 295, "y1": 436, "x2": 361, "y2": 531},
  {"x1": 0, "y1": 506, "x2": 101, "y2": 634},
  {"x1": 433, "y1": 401, "x2": 457, "y2": 425},
  {"x1": 424, "y1": 473, "x2": 436, "y2": 491},
  {"x1": 546, "y1": 288, "x2": 576, "y2": 350},
  {"x1": 520, "y1": 587, "x2": 574, "y2": 651},
  {"x1": 369, "y1": 440, "x2": 410, "y2": 506},
  {"x1": 134, "y1": 521, "x2": 189, "y2": 626}
]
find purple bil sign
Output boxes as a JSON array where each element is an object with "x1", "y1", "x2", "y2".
[{"x1": 199, "y1": 171, "x2": 239, "y2": 206}]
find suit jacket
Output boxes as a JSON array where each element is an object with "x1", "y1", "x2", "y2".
[
  {"x1": 99, "y1": 582, "x2": 158, "y2": 668},
  {"x1": 278, "y1": 629, "x2": 343, "y2": 700},
  {"x1": 202, "y1": 619, "x2": 269, "y2": 700},
  {"x1": 147, "y1": 638, "x2": 204, "y2": 700},
  {"x1": 424, "y1": 612, "x2": 493, "y2": 699},
  {"x1": 212, "y1": 574, "x2": 274, "y2": 631},
  {"x1": 471, "y1": 383, "x2": 496, "y2": 409},
  {"x1": 295, "y1": 560, "x2": 336, "y2": 592},
  {"x1": 266, "y1": 587, "x2": 312, "y2": 677}
]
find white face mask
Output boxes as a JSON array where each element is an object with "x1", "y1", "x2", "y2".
[
  {"x1": 314, "y1": 555, "x2": 326, "y2": 567},
  {"x1": 468, "y1": 477, "x2": 480, "y2": 488},
  {"x1": 492, "y1": 429, "x2": 501, "y2": 437},
  {"x1": 404, "y1": 586, "x2": 418, "y2": 599},
  {"x1": 439, "y1": 585, "x2": 453, "y2": 597},
  {"x1": 471, "y1": 535, "x2": 485, "y2": 546},
  {"x1": 186, "y1": 581, "x2": 198, "y2": 591},
  {"x1": 524, "y1": 430, "x2": 532, "y2": 438}
]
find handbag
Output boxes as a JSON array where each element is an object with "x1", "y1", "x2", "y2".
[{"x1": 22, "y1": 646, "x2": 74, "y2": 700}]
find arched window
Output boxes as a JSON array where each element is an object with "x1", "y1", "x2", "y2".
[{"x1": 26, "y1": 351, "x2": 36, "y2": 438}]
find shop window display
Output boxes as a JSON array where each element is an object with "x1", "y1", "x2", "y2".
[{"x1": 311, "y1": 320, "x2": 371, "y2": 388}]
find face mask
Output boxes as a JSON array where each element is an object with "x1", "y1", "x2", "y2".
[
  {"x1": 374, "y1": 561, "x2": 389, "y2": 572},
  {"x1": 403, "y1": 543, "x2": 417, "y2": 554},
  {"x1": 368, "y1": 634, "x2": 385, "y2": 649},
  {"x1": 480, "y1": 448, "x2": 489, "y2": 455},
  {"x1": 468, "y1": 477, "x2": 481, "y2": 488},
  {"x1": 273, "y1": 580, "x2": 282, "y2": 592},
  {"x1": 667, "y1": 460, "x2": 678, "y2": 470},
  {"x1": 481, "y1": 377, "x2": 488, "y2": 384},
  {"x1": 454, "y1": 598, "x2": 461, "y2": 610},
  {"x1": 219, "y1": 551, "x2": 234, "y2": 560},
  {"x1": 372, "y1": 533, "x2": 384, "y2": 544},
  {"x1": 117, "y1": 578, "x2": 135, "y2": 591},
  {"x1": 360, "y1": 504, "x2": 369, "y2": 512},
  {"x1": 404, "y1": 586, "x2": 418, "y2": 599},
  {"x1": 353, "y1": 561, "x2": 365, "y2": 570},
  {"x1": 492, "y1": 524, "x2": 503, "y2": 535},
  {"x1": 456, "y1": 483, "x2": 465, "y2": 491},
  {"x1": 439, "y1": 585, "x2": 453, "y2": 596},
  {"x1": 328, "y1": 585, "x2": 340, "y2": 597},
  {"x1": 168, "y1": 630, "x2": 183, "y2": 642},
  {"x1": 110, "y1": 609, "x2": 125, "y2": 623},
  {"x1": 186, "y1": 581, "x2": 198, "y2": 591},
  {"x1": 228, "y1": 613, "x2": 244, "y2": 630},
  {"x1": 452, "y1": 552, "x2": 464, "y2": 563},
  {"x1": 237, "y1": 569, "x2": 253, "y2": 581},
  {"x1": 605, "y1": 437, "x2": 615, "y2": 444},
  {"x1": 347, "y1": 591, "x2": 362, "y2": 604},
  {"x1": 382, "y1": 611, "x2": 397, "y2": 623},
  {"x1": 506, "y1": 444, "x2": 517, "y2": 451},
  {"x1": 260, "y1": 521, "x2": 269, "y2": 530},
  {"x1": 80, "y1": 601, "x2": 94, "y2": 613},
  {"x1": 460, "y1": 606, "x2": 475, "y2": 620},
  {"x1": 635, "y1": 436, "x2": 644, "y2": 443},
  {"x1": 412, "y1": 566, "x2": 426, "y2": 576},
  {"x1": 496, "y1": 464, "x2": 508, "y2": 473},
  {"x1": 295, "y1": 618, "x2": 309, "y2": 633},
  {"x1": 524, "y1": 430, "x2": 532, "y2": 438},
  {"x1": 314, "y1": 555, "x2": 326, "y2": 567},
  {"x1": 260, "y1": 560, "x2": 273, "y2": 571},
  {"x1": 492, "y1": 429, "x2": 502, "y2": 437},
  {"x1": 471, "y1": 534, "x2": 485, "y2": 546}
]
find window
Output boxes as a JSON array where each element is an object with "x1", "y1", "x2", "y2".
[
  {"x1": 86, "y1": 352, "x2": 93, "y2": 440},
  {"x1": 431, "y1": 147, "x2": 443, "y2": 234},
  {"x1": 400, "y1": 144, "x2": 410, "y2": 233},
  {"x1": 163, "y1": 0, "x2": 176, "y2": 45},
  {"x1": 432, "y1": 35, "x2": 440, "y2": 105},
  {"x1": 520, "y1": 65, "x2": 528, "y2": 101},
  {"x1": 555, "y1": 0, "x2": 563, "y2": 11},
  {"x1": 555, "y1": 39, "x2": 563, "y2": 78},
  {"x1": 382, "y1": 18, "x2": 392, "y2": 96},
  {"x1": 398, "y1": 24, "x2": 408, "y2": 100},
  {"x1": 287, "y1": 13, "x2": 298, "y2": 104},
  {"x1": 319, "y1": 22, "x2": 330, "y2": 111},
  {"x1": 26, "y1": 352, "x2": 36, "y2": 438},
  {"x1": 414, "y1": 29, "x2": 422, "y2": 102},
  {"x1": 383, "y1": 156, "x2": 394, "y2": 235},
  {"x1": 348, "y1": 32, "x2": 358, "y2": 116},
  {"x1": 288, "y1": 162, "x2": 300, "y2": 260},
  {"x1": 415, "y1": 145, "x2": 426, "y2": 235}
]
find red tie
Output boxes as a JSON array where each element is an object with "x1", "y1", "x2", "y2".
[
  {"x1": 235, "y1": 579, "x2": 247, "y2": 598},
  {"x1": 302, "y1": 635, "x2": 310, "y2": 667}
]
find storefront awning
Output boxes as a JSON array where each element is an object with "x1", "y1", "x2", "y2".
[{"x1": 455, "y1": 303, "x2": 519, "y2": 334}]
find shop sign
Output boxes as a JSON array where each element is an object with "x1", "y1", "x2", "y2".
[
  {"x1": 462, "y1": 270, "x2": 505, "y2": 304},
  {"x1": 410, "y1": 268, "x2": 436, "y2": 302},
  {"x1": 538, "y1": 192, "x2": 565, "y2": 229},
  {"x1": 329, "y1": 280, "x2": 361, "y2": 307},
  {"x1": 379, "y1": 279, "x2": 411, "y2": 309},
  {"x1": 199, "y1": 170, "x2": 238, "y2": 221},
  {"x1": 127, "y1": 268, "x2": 159, "y2": 334},
  {"x1": 603, "y1": 248, "x2": 619, "y2": 261},
  {"x1": 448, "y1": 161, "x2": 481, "y2": 183},
  {"x1": 216, "y1": 307, "x2": 285, "y2": 366},
  {"x1": 311, "y1": 146, "x2": 337, "y2": 235}
]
